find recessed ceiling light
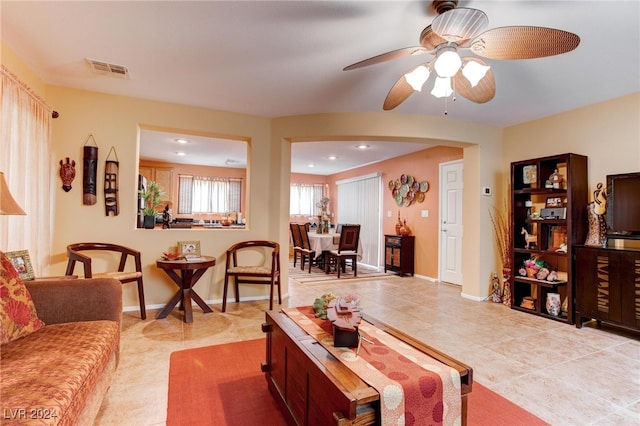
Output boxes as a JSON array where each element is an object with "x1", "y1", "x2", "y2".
[
  {"x1": 328, "y1": 155, "x2": 337, "y2": 160},
  {"x1": 356, "y1": 144, "x2": 370, "y2": 150},
  {"x1": 308, "y1": 164, "x2": 315, "y2": 168},
  {"x1": 175, "y1": 152, "x2": 187, "y2": 156},
  {"x1": 175, "y1": 138, "x2": 189, "y2": 144}
]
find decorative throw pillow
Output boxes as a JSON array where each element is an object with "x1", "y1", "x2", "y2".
[{"x1": 0, "y1": 251, "x2": 44, "y2": 344}]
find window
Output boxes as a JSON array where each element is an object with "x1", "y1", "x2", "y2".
[
  {"x1": 290, "y1": 183, "x2": 324, "y2": 215},
  {"x1": 178, "y1": 175, "x2": 241, "y2": 214}
]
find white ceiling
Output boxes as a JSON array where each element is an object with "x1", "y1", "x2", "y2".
[{"x1": 3, "y1": 1, "x2": 639, "y2": 175}]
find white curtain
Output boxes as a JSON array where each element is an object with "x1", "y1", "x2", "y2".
[
  {"x1": 0, "y1": 65, "x2": 53, "y2": 274},
  {"x1": 290, "y1": 183, "x2": 323, "y2": 216},
  {"x1": 336, "y1": 173, "x2": 382, "y2": 268}
]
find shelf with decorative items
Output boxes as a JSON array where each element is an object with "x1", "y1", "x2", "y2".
[{"x1": 510, "y1": 153, "x2": 588, "y2": 324}]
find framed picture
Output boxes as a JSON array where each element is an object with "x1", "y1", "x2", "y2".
[
  {"x1": 6, "y1": 250, "x2": 35, "y2": 281},
  {"x1": 522, "y1": 165, "x2": 537, "y2": 184},
  {"x1": 546, "y1": 196, "x2": 563, "y2": 208},
  {"x1": 177, "y1": 241, "x2": 201, "y2": 257}
]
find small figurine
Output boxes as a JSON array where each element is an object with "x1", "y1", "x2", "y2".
[
  {"x1": 162, "y1": 204, "x2": 172, "y2": 229},
  {"x1": 549, "y1": 169, "x2": 563, "y2": 189}
]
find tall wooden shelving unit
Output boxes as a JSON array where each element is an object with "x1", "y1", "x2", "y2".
[{"x1": 510, "y1": 153, "x2": 588, "y2": 324}]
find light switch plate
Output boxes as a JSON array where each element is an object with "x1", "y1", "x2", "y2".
[
  {"x1": 482, "y1": 187, "x2": 492, "y2": 196},
  {"x1": 421, "y1": 210, "x2": 429, "y2": 217}
]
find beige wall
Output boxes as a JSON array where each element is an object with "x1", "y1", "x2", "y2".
[{"x1": 4, "y1": 40, "x2": 639, "y2": 312}]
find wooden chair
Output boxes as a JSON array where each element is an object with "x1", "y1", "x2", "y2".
[
  {"x1": 290, "y1": 222, "x2": 303, "y2": 267},
  {"x1": 297, "y1": 224, "x2": 316, "y2": 273},
  {"x1": 222, "y1": 240, "x2": 281, "y2": 312},
  {"x1": 65, "y1": 242, "x2": 146, "y2": 319},
  {"x1": 325, "y1": 224, "x2": 360, "y2": 278}
]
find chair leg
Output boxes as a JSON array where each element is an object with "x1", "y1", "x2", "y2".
[
  {"x1": 234, "y1": 277, "x2": 240, "y2": 303},
  {"x1": 269, "y1": 279, "x2": 274, "y2": 311},
  {"x1": 276, "y1": 276, "x2": 282, "y2": 304},
  {"x1": 300, "y1": 254, "x2": 306, "y2": 271},
  {"x1": 337, "y1": 256, "x2": 341, "y2": 279},
  {"x1": 136, "y1": 278, "x2": 146, "y2": 320},
  {"x1": 222, "y1": 273, "x2": 230, "y2": 312},
  {"x1": 353, "y1": 258, "x2": 357, "y2": 277}
]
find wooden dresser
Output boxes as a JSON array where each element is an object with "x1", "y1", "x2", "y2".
[{"x1": 261, "y1": 309, "x2": 472, "y2": 425}]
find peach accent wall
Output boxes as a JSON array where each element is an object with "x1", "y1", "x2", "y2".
[{"x1": 327, "y1": 146, "x2": 463, "y2": 278}]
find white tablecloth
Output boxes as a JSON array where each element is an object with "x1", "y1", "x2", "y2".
[{"x1": 307, "y1": 232, "x2": 363, "y2": 260}]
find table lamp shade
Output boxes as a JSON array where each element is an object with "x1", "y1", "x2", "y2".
[{"x1": 0, "y1": 172, "x2": 26, "y2": 215}]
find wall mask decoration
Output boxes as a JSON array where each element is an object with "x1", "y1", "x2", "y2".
[
  {"x1": 104, "y1": 146, "x2": 119, "y2": 216},
  {"x1": 388, "y1": 173, "x2": 428, "y2": 207},
  {"x1": 58, "y1": 157, "x2": 76, "y2": 192},
  {"x1": 82, "y1": 134, "x2": 98, "y2": 205}
]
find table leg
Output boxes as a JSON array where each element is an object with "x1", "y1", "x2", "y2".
[{"x1": 157, "y1": 267, "x2": 213, "y2": 323}]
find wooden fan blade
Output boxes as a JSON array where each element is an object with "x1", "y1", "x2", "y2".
[
  {"x1": 419, "y1": 25, "x2": 447, "y2": 51},
  {"x1": 383, "y1": 69, "x2": 421, "y2": 110},
  {"x1": 468, "y1": 26, "x2": 580, "y2": 60},
  {"x1": 431, "y1": 7, "x2": 488, "y2": 43},
  {"x1": 454, "y1": 57, "x2": 495, "y2": 103},
  {"x1": 343, "y1": 46, "x2": 428, "y2": 71}
]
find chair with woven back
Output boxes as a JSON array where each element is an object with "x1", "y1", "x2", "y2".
[
  {"x1": 297, "y1": 223, "x2": 316, "y2": 273},
  {"x1": 65, "y1": 242, "x2": 146, "y2": 319},
  {"x1": 324, "y1": 224, "x2": 360, "y2": 278},
  {"x1": 290, "y1": 222, "x2": 303, "y2": 268},
  {"x1": 222, "y1": 240, "x2": 281, "y2": 312}
]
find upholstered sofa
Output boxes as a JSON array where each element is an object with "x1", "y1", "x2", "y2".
[{"x1": 0, "y1": 251, "x2": 122, "y2": 426}]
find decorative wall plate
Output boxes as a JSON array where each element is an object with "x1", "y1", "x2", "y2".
[{"x1": 389, "y1": 174, "x2": 429, "y2": 207}]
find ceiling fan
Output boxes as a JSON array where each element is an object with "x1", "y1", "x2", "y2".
[{"x1": 344, "y1": 0, "x2": 580, "y2": 111}]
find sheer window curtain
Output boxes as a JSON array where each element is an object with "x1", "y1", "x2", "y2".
[
  {"x1": 0, "y1": 66, "x2": 53, "y2": 275},
  {"x1": 290, "y1": 183, "x2": 323, "y2": 216},
  {"x1": 336, "y1": 173, "x2": 382, "y2": 268}
]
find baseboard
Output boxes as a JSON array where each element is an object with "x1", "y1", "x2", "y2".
[{"x1": 122, "y1": 292, "x2": 291, "y2": 314}]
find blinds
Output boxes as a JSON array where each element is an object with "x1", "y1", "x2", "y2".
[
  {"x1": 290, "y1": 183, "x2": 324, "y2": 215},
  {"x1": 336, "y1": 173, "x2": 382, "y2": 268}
]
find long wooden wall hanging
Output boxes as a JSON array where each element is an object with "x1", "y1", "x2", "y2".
[
  {"x1": 104, "y1": 146, "x2": 119, "y2": 216},
  {"x1": 82, "y1": 134, "x2": 98, "y2": 205}
]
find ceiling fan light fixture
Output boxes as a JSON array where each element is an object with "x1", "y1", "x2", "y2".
[
  {"x1": 404, "y1": 65, "x2": 430, "y2": 91},
  {"x1": 431, "y1": 76, "x2": 453, "y2": 98},
  {"x1": 434, "y1": 45, "x2": 461, "y2": 78},
  {"x1": 462, "y1": 61, "x2": 490, "y2": 87}
]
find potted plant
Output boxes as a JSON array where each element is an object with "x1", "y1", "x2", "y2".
[{"x1": 139, "y1": 181, "x2": 165, "y2": 229}]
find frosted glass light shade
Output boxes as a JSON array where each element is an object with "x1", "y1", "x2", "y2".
[
  {"x1": 431, "y1": 77, "x2": 453, "y2": 98},
  {"x1": 462, "y1": 61, "x2": 490, "y2": 87},
  {"x1": 434, "y1": 47, "x2": 462, "y2": 78},
  {"x1": 404, "y1": 66, "x2": 430, "y2": 91}
]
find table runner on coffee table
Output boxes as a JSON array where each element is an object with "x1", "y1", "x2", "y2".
[{"x1": 282, "y1": 307, "x2": 461, "y2": 425}]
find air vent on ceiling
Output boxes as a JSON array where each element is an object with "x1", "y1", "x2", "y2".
[{"x1": 85, "y1": 58, "x2": 130, "y2": 79}]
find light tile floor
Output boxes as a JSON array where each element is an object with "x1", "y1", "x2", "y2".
[{"x1": 95, "y1": 274, "x2": 640, "y2": 426}]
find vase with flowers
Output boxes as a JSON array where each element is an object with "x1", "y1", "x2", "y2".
[{"x1": 316, "y1": 197, "x2": 330, "y2": 234}]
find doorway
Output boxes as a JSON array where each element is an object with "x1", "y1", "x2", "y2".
[{"x1": 439, "y1": 160, "x2": 464, "y2": 285}]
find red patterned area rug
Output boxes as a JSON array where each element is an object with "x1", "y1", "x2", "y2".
[{"x1": 167, "y1": 339, "x2": 549, "y2": 426}]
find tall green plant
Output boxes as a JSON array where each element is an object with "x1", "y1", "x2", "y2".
[{"x1": 139, "y1": 181, "x2": 165, "y2": 217}]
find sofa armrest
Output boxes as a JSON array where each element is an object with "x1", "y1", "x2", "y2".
[{"x1": 25, "y1": 278, "x2": 122, "y2": 326}]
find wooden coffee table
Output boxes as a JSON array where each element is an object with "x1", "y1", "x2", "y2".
[{"x1": 261, "y1": 309, "x2": 473, "y2": 425}]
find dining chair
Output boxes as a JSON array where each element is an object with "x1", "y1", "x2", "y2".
[
  {"x1": 297, "y1": 224, "x2": 316, "y2": 273},
  {"x1": 65, "y1": 242, "x2": 146, "y2": 319},
  {"x1": 222, "y1": 240, "x2": 281, "y2": 312},
  {"x1": 290, "y1": 222, "x2": 303, "y2": 267},
  {"x1": 324, "y1": 224, "x2": 360, "y2": 278}
]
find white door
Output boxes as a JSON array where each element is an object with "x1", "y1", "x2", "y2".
[{"x1": 439, "y1": 160, "x2": 463, "y2": 285}]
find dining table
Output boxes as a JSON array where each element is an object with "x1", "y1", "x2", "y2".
[{"x1": 307, "y1": 231, "x2": 363, "y2": 260}]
